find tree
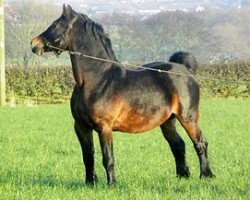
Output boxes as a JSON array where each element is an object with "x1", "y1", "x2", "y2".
[
  {"x1": 96, "y1": 13, "x2": 144, "y2": 62},
  {"x1": 5, "y1": 0, "x2": 60, "y2": 66},
  {"x1": 199, "y1": 8, "x2": 250, "y2": 61}
]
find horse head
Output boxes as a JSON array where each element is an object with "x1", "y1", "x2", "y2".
[{"x1": 31, "y1": 4, "x2": 79, "y2": 56}]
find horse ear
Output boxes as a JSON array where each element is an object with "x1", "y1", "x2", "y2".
[
  {"x1": 63, "y1": 4, "x2": 68, "y2": 14},
  {"x1": 63, "y1": 4, "x2": 76, "y2": 18},
  {"x1": 67, "y1": 5, "x2": 75, "y2": 13}
]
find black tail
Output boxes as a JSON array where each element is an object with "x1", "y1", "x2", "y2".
[{"x1": 169, "y1": 51, "x2": 198, "y2": 73}]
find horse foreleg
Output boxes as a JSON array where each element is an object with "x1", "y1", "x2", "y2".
[
  {"x1": 74, "y1": 121, "x2": 97, "y2": 184},
  {"x1": 160, "y1": 118, "x2": 190, "y2": 178},
  {"x1": 98, "y1": 125, "x2": 116, "y2": 185}
]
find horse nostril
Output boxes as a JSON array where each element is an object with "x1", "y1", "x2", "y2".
[{"x1": 32, "y1": 46, "x2": 38, "y2": 53}]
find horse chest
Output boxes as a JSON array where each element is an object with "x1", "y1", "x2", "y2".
[
  {"x1": 71, "y1": 88, "x2": 95, "y2": 127},
  {"x1": 71, "y1": 88, "x2": 113, "y2": 129}
]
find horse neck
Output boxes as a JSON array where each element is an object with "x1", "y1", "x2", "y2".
[{"x1": 69, "y1": 36, "x2": 114, "y2": 88}]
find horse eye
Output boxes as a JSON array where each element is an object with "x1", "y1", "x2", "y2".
[{"x1": 51, "y1": 22, "x2": 57, "y2": 28}]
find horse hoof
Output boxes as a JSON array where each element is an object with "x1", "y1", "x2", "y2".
[
  {"x1": 177, "y1": 171, "x2": 191, "y2": 179},
  {"x1": 85, "y1": 181, "x2": 97, "y2": 186},
  {"x1": 85, "y1": 175, "x2": 98, "y2": 185},
  {"x1": 107, "y1": 179, "x2": 116, "y2": 186},
  {"x1": 177, "y1": 166, "x2": 191, "y2": 178},
  {"x1": 200, "y1": 173, "x2": 216, "y2": 179}
]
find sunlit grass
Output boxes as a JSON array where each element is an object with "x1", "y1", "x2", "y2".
[{"x1": 0, "y1": 99, "x2": 249, "y2": 199}]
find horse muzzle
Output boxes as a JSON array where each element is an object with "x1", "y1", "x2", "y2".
[{"x1": 31, "y1": 36, "x2": 46, "y2": 56}]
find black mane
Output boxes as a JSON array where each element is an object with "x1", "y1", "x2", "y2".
[{"x1": 80, "y1": 14, "x2": 117, "y2": 61}]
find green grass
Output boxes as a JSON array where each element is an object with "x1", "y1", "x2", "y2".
[{"x1": 0, "y1": 99, "x2": 249, "y2": 200}]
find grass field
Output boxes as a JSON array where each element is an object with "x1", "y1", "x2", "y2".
[{"x1": 0, "y1": 99, "x2": 249, "y2": 200}]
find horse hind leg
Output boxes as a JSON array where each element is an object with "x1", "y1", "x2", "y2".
[
  {"x1": 160, "y1": 117, "x2": 190, "y2": 178},
  {"x1": 177, "y1": 109, "x2": 215, "y2": 178}
]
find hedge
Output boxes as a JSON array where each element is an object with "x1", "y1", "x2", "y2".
[
  {"x1": 6, "y1": 65, "x2": 74, "y2": 104},
  {"x1": 198, "y1": 61, "x2": 249, "y2": 98},
  {"x1": 6, "y1": 61, "x2": 250, "y2": 104}
]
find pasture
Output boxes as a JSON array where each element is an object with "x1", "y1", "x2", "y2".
[{"x1": 0, "y1": 99, "x2": 249, "y2": 199}]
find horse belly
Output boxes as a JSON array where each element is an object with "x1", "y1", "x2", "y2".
[
  {"x1": 111, "y1": 90, "x2": 180, "y2": 133},
  {"x1": 112, "y1": 107, "x2": 171, "y2": 133}
]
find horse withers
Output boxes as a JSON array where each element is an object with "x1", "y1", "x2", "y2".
[{"x1": 31, "y1": 4, "x2": 215, "y2": 185}]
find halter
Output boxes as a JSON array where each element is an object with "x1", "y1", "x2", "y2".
[
  {"x1": 46, "y1": 16, "x2": 78, "y2": 55},
  {"x1": 61, "y1": 16, "x2": 78, "y2": 41}
]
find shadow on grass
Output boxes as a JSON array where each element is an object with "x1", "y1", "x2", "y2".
[
  {"x1": 29, "y1": 175, "x2": 132, "y2": 191},
  {"x1": 1, "y1": 170, "x2": 86, "y2": 190},
  {"x1": 1, "y1": 169, "x2": 186, "y2": 192},
  {"x1": 2, "y1": 169, "x2": 222, "y2": 196},
  {"x1": 2, "y1": 170, "x2": 131, "y2": 191},
  {"x1": 30, "y1": 175, "x2": 91, "y2": 190},
  {"x1": 139, "y1": 175, "x2": 197, "y2": 195}
]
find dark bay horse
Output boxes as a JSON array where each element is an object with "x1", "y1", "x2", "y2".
[{"x1": 31, "y1": 5, "x2": 214, "y2": 185}]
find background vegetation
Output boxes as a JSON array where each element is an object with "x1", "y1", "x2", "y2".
[
  {"x1": 5, "y1": 1, "x2": 250, "y2": 66},
  {"x1": 4, "y1": 1, "x2": 249, "y2": 103},
  {"x1": 6, "y1": 60, "x2": 250, "y2": 104}
]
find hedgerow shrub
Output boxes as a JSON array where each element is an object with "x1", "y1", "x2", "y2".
[
  {"x1": 6, "y1": 61, "x2": 250, "y2": 104},
  {"x1": 198, "y1": 61, "x2": 249, "y2": 98},
  {"x1": 6, "y1": 65, "x2": 74, "y2": 103}
]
